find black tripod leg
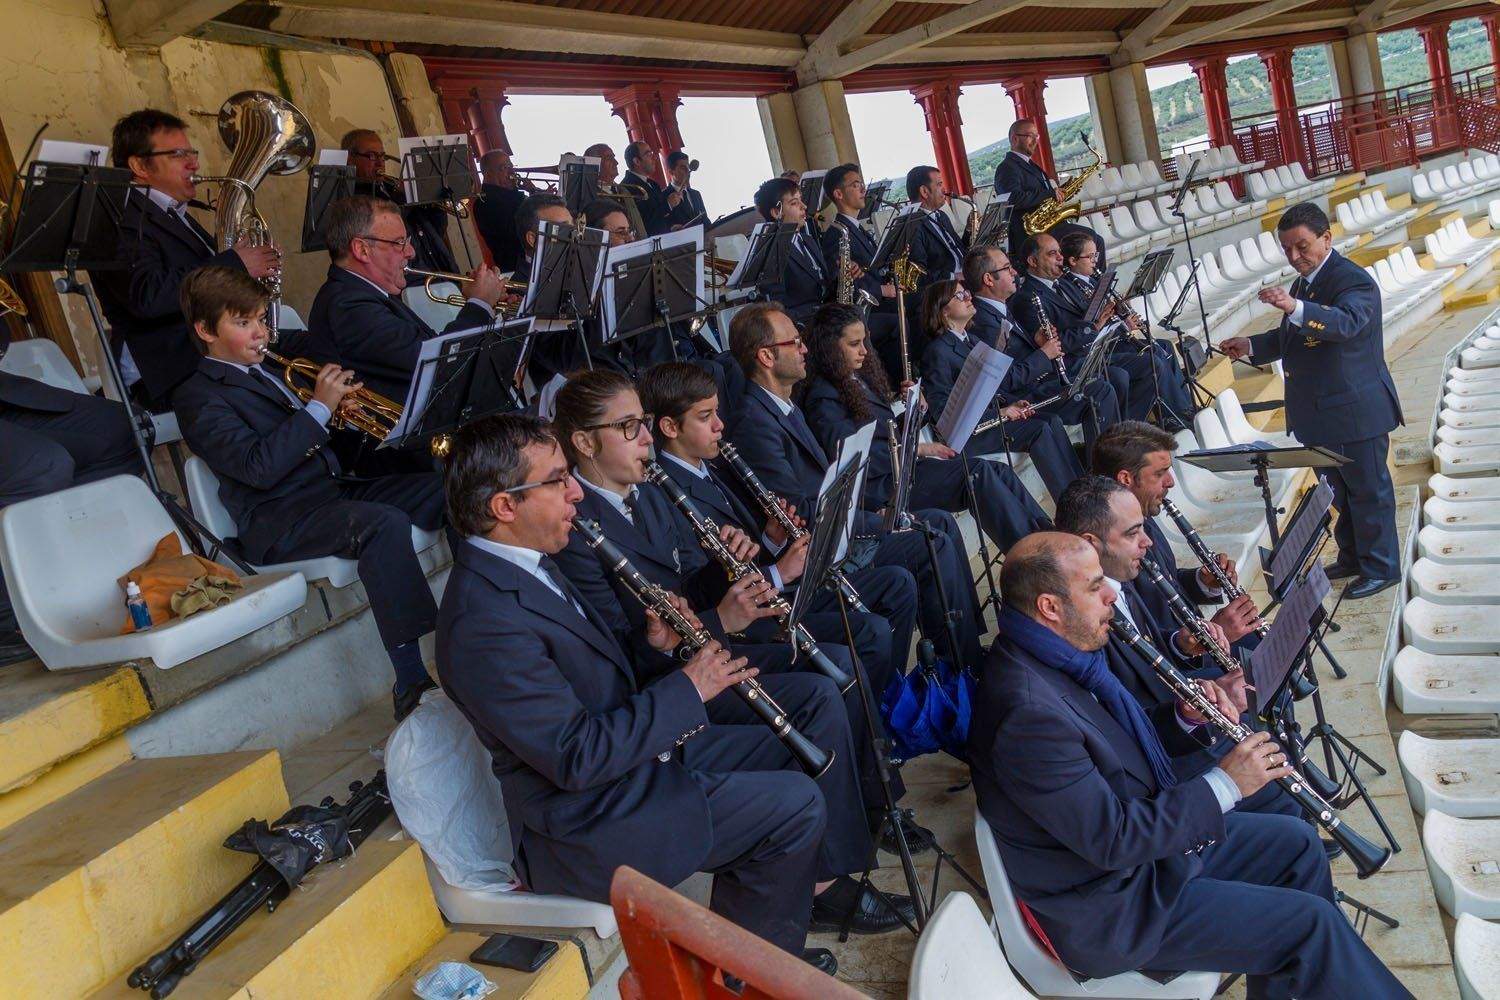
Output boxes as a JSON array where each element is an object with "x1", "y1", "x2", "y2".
[{"x1": 1336, "y1": 889, "x2": 1400, "y2": 932}]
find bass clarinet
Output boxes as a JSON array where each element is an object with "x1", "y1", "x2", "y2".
[
  {"x1": 643, "y1": 463, "x2": 856, "y2": 693},
  {"x1": 717, "y1": 443, "x2": 868, "y2": 613},
  {"x1": 1109, "y1": 615, "x2": 1390, "y2": 878},
  {"x1": 573, "y1": 517, "x2": 833, "y2": 777},
  {"x1": 1160, "y1": 496, "x2": 1270, "y2": 638}
]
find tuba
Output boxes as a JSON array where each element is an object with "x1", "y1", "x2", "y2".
[{"x1": 1022, "y1": 135, "x2": 1102, "y2": 237}]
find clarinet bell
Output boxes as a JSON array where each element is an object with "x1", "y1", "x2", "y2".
[
  {"x1": 789, "y1": 731, "x2": 835, "y2": 779},
  {"x1": 1333, "y1": 821, "x2": 1392, "y2": 879}
]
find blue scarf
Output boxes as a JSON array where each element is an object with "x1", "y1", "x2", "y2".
[{"x1": 998, "y1": 604, "x2": 1178, "y2": 790}]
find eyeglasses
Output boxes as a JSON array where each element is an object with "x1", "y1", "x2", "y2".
[
  {"x1": 141, "y1": 148, "x2": 199, "y2": 161},
  {"x1": 988, "y1": 264, "x2": 1017, "y2": 276},
  {"x1": 582, "y1": 414, "x2": 654, "y2": 441},
  {"x1": 358, "y1": 234, "x2": 413, "y2": 250},
  {"x1": 1074, "y1": 252, "x2": 1099, "y2": 262},
  {"x1": 349, "y1": 150, "x2": 391, "y2": 162},
  {"x1": 502, "y1": 471, "x2": 575, "y2": 496},
  {"x1": 948, "y1": 289, "x2": 973, "y2": 303},
  {"x1": 607, "y1": 225, "x2": 637, "y2": 241},
  {"x1": 766, "y1": 336, "x2": 804, "y2": 351}
]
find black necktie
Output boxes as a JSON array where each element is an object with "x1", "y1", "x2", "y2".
[
  {"x1": 538, "y1": 555, "x2": 587, "y2": 618},
  {"x1": 247, "y1": 366, "x2": 295, "y2": 411},
  {"x1": 622, "y1": 489, "x2": 639, "y2": 526}
]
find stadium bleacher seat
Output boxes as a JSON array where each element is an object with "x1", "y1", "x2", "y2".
[
  {"x1": 0, "y1": 337, "x2": 88, "y2": 393},
  {"x1": 1427, "y1": 217, "x2": 1500, "y2": 268},
  {"x1": 1404, "y1": 597, "x2": 1500, "y2": 654},
  {"x1": 1429, "y1": 473, "x2": 1500, "y2": 503},
  {"x1": 0, "y1": 474, "x2": 307, "y2": 670},
  {"x1": 1454, "y1": 913, "x2": 1500, "y2": 1000},
  {"x1": 1391, "y1": 647, "x2": 1500, "y2": 714},
  {"x1": 1422, "y1": 810, "x2": 1500, "y2": 918},
  {"x1": 1418, "y1": 524, "x2": 1500, "y2": 563},
  {"x1": 1398, "y1": 731, "x2": 1500, "y2": 817},
  {"x1": 907, "y1": 892, "x2": 1036, "y2": 999}
]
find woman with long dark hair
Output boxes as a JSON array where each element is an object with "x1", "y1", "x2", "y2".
[
  {"x1": 918, "y1": 277, "x2": 1082, "y2": 501},
  {"x1": 799, "y1": 303, "x2": 1049, "y2": 553}
]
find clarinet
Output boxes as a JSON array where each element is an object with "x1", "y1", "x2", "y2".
[
  {"x1": 573, "y1": 517, "x2": 833, "y2": 777},
  {"x1": 1135, "y1": 558, "x2": 1244, "y2": 677},
  {"x1": 1108, "y1": 615, "x2": 1389, "y2": 878},
  {"x1": 643, "y1": 464, "x2": 856, "y2": 693},
  {"x1": 1160, "y1": 497, "x2": 1271, "y2": 638},
  {"x1": 717, "y1": 443, "x2": 869, "y2": 613},
  {"x1": 1032, "y1": 292, "x2": 1068, "y2": 386}
]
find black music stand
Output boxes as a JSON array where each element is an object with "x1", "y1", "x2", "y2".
[
  {"x1": 1, "y1": 162, "x2": 249, "y2": 570},
  {"x1": 386, "y1": 317, "x2": 532, "y2": 451},
  {"x1": 521, "y1": 219, "x2": 608, "y2": 368},
  {"x1": 727, "y1": 221, "x2": 797, "y2": 297},
  {"x1": 401, "y1": 138, "x2": 478, "y2": 270},
  {"x1": 1180, "y1": 444, "x2": 1347, "y2": 546},
  {"x1": 859, "y1": 180, "x2": 892, "y2": 221},
  {"x1": 868, "y1": 206, "x2": 925, "y2": 276},
  {"x1": 1166, "y1": 158, "x2": 1213, "y2": 343},
  {"x1": 797, "y1": 170, "x2": 828, "y2": 219},
  {"x1": 559, "y1": 159, "x2": 601, "y2": 216},
  {"x1": 299, "y1": 163, "x2": 355, "y2": 253},
  {"x1": 604, "y1": 232, "x2": 707, "y2": 360},
  {"x1": 972, "y1": 202, "x2": 1012, "y2": 249}
]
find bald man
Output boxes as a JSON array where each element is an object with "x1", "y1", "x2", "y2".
[{"x1": 474, "y1": 150, "x2": 527, "y2": 272}]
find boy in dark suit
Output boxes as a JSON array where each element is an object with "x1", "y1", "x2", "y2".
[
  {"x1": 752, "y1": 178, "x2": 831, "y2": 326},
  {"x1": 173, "y1": 266, "x2": 445, "y2": 720}
]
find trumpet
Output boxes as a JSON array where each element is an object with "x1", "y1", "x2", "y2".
[
  {"x1": 258, "y1": 348, "x2": 401, "y2": 440},
  {"x1": 404, "y1": 267, "x2": 526, "y2": 309}
]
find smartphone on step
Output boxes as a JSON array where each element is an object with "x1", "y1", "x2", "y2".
[{"x1": 468, "y1": 933, "x2": 559, "y2": 973}]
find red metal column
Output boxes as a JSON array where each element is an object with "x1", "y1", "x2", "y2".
[
  {"x1": 911, "y1": 80, "x2": 974, "y2": 195},
  {"x1": 1190, "y1": 55, "x2": 1234, "y2": 148},
  {"x1": 1416, "y1": 21, "x2": 1456, "y2": 106},
  {"x1": 463, "y1": 82, "x2": 512, "y2": 157},
  {"x1": 1002, "y1": 74, "x2": 1054, "y2": 175},
  {"x1": 1259, "y1": 47, "x2": 1305, "y2": 166},
  {"x1": 604, "y1": 83, "x2": 684, "y2": 184}
]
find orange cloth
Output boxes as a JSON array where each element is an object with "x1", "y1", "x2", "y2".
[{"x1": 118, "y1": 533, "x2": 244, "y2": 633}]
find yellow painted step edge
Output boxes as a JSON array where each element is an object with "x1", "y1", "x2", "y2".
[{"x1": 0, "y1": 666, "x2": 149, "y2": 795}]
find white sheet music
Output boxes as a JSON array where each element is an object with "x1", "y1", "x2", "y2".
[
  {"x1": 819, "y1": 421, "x2": 876, "y2": 564},
  {"x1": 600, "y1": 225, "x2": 705, "y2": 343},
  {"x1": 37, "y1": 140, "x2": 107, "y2": 167},
  {"x1": 384, "y1": 317, "x2": 524, "y2": 446},
  {"x1": 936, "y1": 339, "x2": 1014, "y2": 452}
]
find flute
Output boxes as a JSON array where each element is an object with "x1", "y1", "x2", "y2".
[
  {"x1": 716, "y1": 443, "x2": 868, "y2": 613},
  {"x1": 1159, "y1": 497, "x2": 1270, "y2": 638},
  {"x1": 573, "y1": 517, "x2": 833, "y2": 777},
  {"x1": 643, "y1": 463, "x2": 856, "y2": 693}
]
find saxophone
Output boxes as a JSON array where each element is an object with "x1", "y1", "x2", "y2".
[
  {"x1": 1022, "y1": 135, "x2": 1102, "y2": 237},
  {"x1": 835, "y1": 221, "x2": 878, "y2": 312}
]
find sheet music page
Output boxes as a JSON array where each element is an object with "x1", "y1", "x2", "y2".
[
  {"x1": 600, "y1": 225, "x2": 704, "y2": 340},
  {"x1": 936, "y1": 339, "x2": 1014, "y2": 452},
  {"x1": 818, "y1": 421, "x2": 876, "y2": 563},
  {"x1": 727, "y1": 221, "x2": 769, "y2": 289},
  {"x1": 398, "y1": 134, "x2": 468, "y2": 202},
  {"x1": 37, "y1": 140, "x2": 107, "y2": 166}
]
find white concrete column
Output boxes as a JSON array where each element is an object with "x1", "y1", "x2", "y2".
[
  {"x1": 1347, "y1": 28, "x2": 1386, "y2": 96},
  {"x1": 791, "y1": 79, "x2": 860, "y2": 168},
  {"x1": 757, "y1": 91, "x2": 808, "y2": 175},
  {"x1": 1085, "y1": 70, "x2": 1126, "y2": 167},
  {"x1": 1108, "y1": 62, "x2": 1160, "y2": 164},
  {"x1": 1326, "y1": 38, "x2": 1355, "y2": 102}
]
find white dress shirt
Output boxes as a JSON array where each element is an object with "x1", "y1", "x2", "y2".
[
  {"x1": 576, "y1": 471, "x2": 638, "y2": 525},
  {"x1": 144, "y1": 186, "x2": 212, "y2": 251},
  {"x1": 756, "y1": 383, "x2": 796, "y2": 417},
  {"x1": 206, "y1": 356, "x2": 332, "y2": 427},
  {"x1": 466, "y1": 535, "x2": 583, "y2": 616},
  {"x1": 1287, "y1": 252, "x2": 1331, "y2": 330}
]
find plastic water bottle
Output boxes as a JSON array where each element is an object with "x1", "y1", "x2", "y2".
[{"x1": 125, "y1": 581, "x2": 153, "y2": 631}]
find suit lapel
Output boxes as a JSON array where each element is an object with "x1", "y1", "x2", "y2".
[
  {"x1": 753, "y1": 389, "x2": 827, "y2": 467},
  {"x1": 202, "y1": 358, "x2": 297, "y2": 412},
  {"x1": 577, "y1": 488, "x2": 680, "y2": 576},
  {"x1": 136, "y1": 192, "x2": 213, "y2": 259},
  {"x1": 1020, "y1": 644, "x2": 1157, "y2": 789}
]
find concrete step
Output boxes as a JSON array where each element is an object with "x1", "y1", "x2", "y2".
[
  {"x1": 90, "y1": 839, "x2": 445, "y2": 999},
  {"x1": 0, "y1": 750, "x2": 289, "y2": 999},
  {"x1": 376, "y1": 930, "x2": 590, "y2": 1000}
]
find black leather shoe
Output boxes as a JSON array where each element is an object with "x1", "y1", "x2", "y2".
[
  {"x1": 1343, "y1": 576, "x2": 1399, "y2": 600},
  {"x1": 876, "y1": 810, "x2": 935, "y2": 856},
  {"x1": 802, "y1": 948, "x2": 838, "y2": 976},
  {"x1": 1323, "y1": 838, "x2": 1345, "y2": 861},
  {"x1": 393, "y1": 676, "x2": 437, "y2": 722},
  {"x1": 809, "y1": 876, "x2": 916, "y2": 934},
  {"x1": 1324, "y1": 562, "x2": 1360, "y2": 582}
]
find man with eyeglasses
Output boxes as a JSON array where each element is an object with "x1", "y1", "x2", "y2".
[
  {"x1": 993, "y1": 118, "x2": 1106, "y2": 268},
  {"x1": 341, "y1": 128, "x2": 457, "y2": 278},
  {"x1": 820, "y1": 164, "x2": 902, "y2": 385},
  {"x1": 95, "y1": 108, "x2": 283, "y2": 409},
  {"x1": 472, "y1": 150, "x2": 528, "y2": 273},
  {"x1": 303, "y1": 195, "x2": 504, "y2": 405}
]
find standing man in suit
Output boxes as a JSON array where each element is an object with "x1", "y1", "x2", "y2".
[
  {"x1": 992, "y1": 118, "x2": 1105, "y2": 267},
  {"x1": 435, "y1": 412, "x2": 839, "y2": 971},
  {"x1": 664, "y1": 151, "x2": 708, "y2": 230},
  {"x1": 821, "y1": 164, "x2": 902, "y2": 385},
  {"x1": 1223, "y1": 203, "x2": 1402, "y2": 600},
  {"x1": 472, "y1": 150, "x2": 528, "y2": 273},
  {"x1": 971, "y1": 532, "x2": 1411, "y2": 998},
  {"x1": 621, "y1": 141, "x2": 676, "y2": 237},
  {"x1": 341, "y1": 128, "x2": 456, "y2": 277},
  {"x1": 903, "y1": 166, "x2": 965, "y2": 316},
  {"x1": 95, "y1": 108, "x2": 281, "y2": 409},
  {"x1": 303, "y1": 195, "x2": 502, "y2": 404},
  {"x1": 752, "y1": 178, "x2": 831, "y2": 327}
]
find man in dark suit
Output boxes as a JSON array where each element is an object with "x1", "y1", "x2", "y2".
[
  {"x1": 341, "y1": 128, "x2": 456, "y2": 276},
  {"x1": 94, "y1": 108, "x2": 281, "y2": 409},
  {"x1": 965, "y1": 245, "x2": 1120, "y2": 450},
  {"x1": 303, "y1": 195, "x2": 502, "y2": 405},
  {"x1": 0, "y1": 358, "x2": 142, "y2": 663},
  {"x1": 971, "y1": 532, "x2": 1411, "y2": 998},
  {"x1": 991, "y1": 118, "x2": 1105, "y2": 267},
  {"x1": 664, "y1": 151, "x2": 708, "y2": 230},
  {"x1": 472, "y1": 150, "x2": 528, "y2": 273},
  {"x1": 1224, "y1": 203, "x2": 1403, "y2": 600},
  {"x1": 822, "y1": 164, "x2": 903, "y2": 384},
  {"x1": 173, "y1": 266, "x2": 444, "y2": 720},
  {"x1": 904, "y1": 166, "x2": 966, "y2": 285},
  {"x1": 621, "y1": 141, "x2": 675, "y2": 238},
  {"x1": 723, "y1": 302, "x2": 985, "y2": 670},
  {"x1": 752, "y1": 178, "x2": 831, "y2": 327},
  {"x1": 435, "y1": 412, "x2": 840, "y2": 969}
]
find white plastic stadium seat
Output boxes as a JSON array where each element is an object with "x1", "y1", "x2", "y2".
[
  {"x1": 1418, "y1": 525, "x2": 1500, "y2": 564},
  {"x1": 1454, "y1": 913, "x2": 1500, "y2": 1000},
  {"x1": 1398, "y1": 731, "x2": 1500, "y2": 817},
  {"x1": 1429, "y1": 474, "x2": 1500, "y2": 503},
  {"x1": 1425, "y1": 497, "x2": 1500, "y2": 531},
  {"x1": 1434, "y1": 441, "x2": 1500, "y2": 476},
  {"x1": 0, "y1": 475, "x2": 307, "y2": 670},
  {"x1": 0, "y1": 337, "x2": 88, "y2": 394},
  {"x1": 972, "y1": 811, "x2": 1219, "y2": 999},
  {"x1": 1410, "y1": 559, "x2": 1500, "y2": 605},
  {"x1": 907, "y1": 892, "x2": 1036, "y2": 999},
  {"x1": 1391, "y1": 647, "x2": 1500, "y2": 714},
  {"x1": 403, "y1": 282, "x2": 463, "y2": 331},
  {"x1": 1422, "y1": 810, "x2": 1500, "y2": 918},
  {"x1": 1404, "y1": 598, "x2": 1500, "y2": 655}
]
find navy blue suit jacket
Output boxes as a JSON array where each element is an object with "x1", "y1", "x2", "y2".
[
  {"x1": 624, "y1": 170, "x2": 672, "y2": 237},
  {"x1": 1246, "y1": 250, "x2": 1402, "y2": 446},
  {"x1": 906, "y1": 209, "x2": 965, "y2": 286},
  {"x1": 820, "y1": 214, "x2": 886, "y2": 307},
  {"x1": 971, "y1": 298, "x2": 1064, "y2": 401},
  {"x1": 969, "y1": 635, "x2": 1224, "y2": 976},
  {"x1": 799, "y1": 375, "x2": 903, "y2": 511},
  {"x1": 765, "y1": 230, "x2": 832, "y2": 326},
  {"x1": 725, "y1": 384, "x2": 834, "y2": 519},
  {"x1": 993, "y1": 152, "x2": 1055, "y2": 255},
  {"x1": 1013, "y1": 274, "x2": 1096, "y2": 359},
  {"x1": 436, "y1": 540, "x2": 711, "y2": 901}
]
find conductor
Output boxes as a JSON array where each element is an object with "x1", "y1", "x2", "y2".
[{"x1": 1223, "y1": 203, "x2": 1402, "y2": 600}]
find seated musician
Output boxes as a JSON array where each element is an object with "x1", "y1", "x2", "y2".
[
  {"x1": 664, "y1": 151, "x2": 708, "y2": 230},
  {"x1": 1011, "y1": 232, "x2": 1132, "y2": 416},
  {"x1": 752, "y1": 177, "x2": 831, "y2": 326},
  {"x1": 799, "y1": 302, "x2": 1049, "y2": 554},
  {"x1": 472, "y1": 150, "x2": 528, "y2": 273},
  {"x1": 434, "y1": 412, "x2": 838, "y2": 971},
  {"x1": 303, "y1": 195, "x2": 503, "y2": 404},
  {"x1": 992, "y1": 118, "x2": 1105, "y2": 266},
  {"x1": 515, "y1": 192, "x2": 593, "y2": 388},
  {"x1": 341, "y1": 128, "x2": 456, "y2": 276},
  {"x1": 919, "y1": 278, "x2": 1081, "y2": 501},
  {"x1": 94, "y1": 109, "x2": 281, "y2": 409},
  {"x1": 904, "y1": 165, "x2": 965, "y2": 286},
  {"x1": 545, "y1": 368, "x2": 915, "y2": 934},
  {"x1": 621, "y1": 141, "x2": 674, "y2": 237},
  {"x1": 1092, "y1": 422, "x2": 1263, "y2": 655},
  {"x1": 820, "y1": 164, "x2": 902, "y2": 386},
  {"x1": 1057, "y1": 231, "x2": 1192, "y2": 430},
  {"x1": 964, "y1": 245, "x2": 1120, "y2": 450},
  {"x1": 971, "y1": 532, "x2": 1409, "y2": 998},
  {"x1": 722, "y1": 301, "x2": 986, "y2": 670},
  {"x1": 583, "y1": 143, "x2": 619, "y2": 185},
  {"x1": 173, "y1": 266, "x2": 445, "y2": 721}
]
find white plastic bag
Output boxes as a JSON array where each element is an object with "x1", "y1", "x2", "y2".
[{"x1": 386, "y1": 689, "x2": 518, "y2": 890}]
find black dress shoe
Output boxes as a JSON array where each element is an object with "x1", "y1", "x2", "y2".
[
  {"x1": 1324, "y1": 562, "x2": 1360, "y2": 582},
  {"x1": 393, "y1": 676, "x2": 437, "y2": 722},
  {"x1": 808, "y1": 875, "x2": 916, "y2": 934},
  {"x1": 802, "y1": 948, "x2": 838, "y2": 976},
  {"x1": 876, "y1": 809, "x2": 935, "y2": 856},
  {"x1": 1343, "y1": 576, "x2": 1399, "y2": 600}
]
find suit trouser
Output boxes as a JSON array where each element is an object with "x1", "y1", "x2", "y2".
[
  {"x1": 870, "y1": 509, "x2": 985, "y2": 667},
  {"x1": 702, "y1": 671, "x2": 872, "y2": 883},
  {"x1": 1144, "y1": 812, "x2": 1410, "y2": 999},
  {"x1": 910, "y1": 454, "x2": 1048, "y2": 553},
  {"x1": 1107, "y1": 339, "x2": 1194, "y2": 427},
  {"x1": 677, "y1": 725, "x2": 828, "y2": 955},
  {"x1": 968, "y1": 415, "x2": 1082, "y2": 502},
  {"x1": 1, "y1": 397, "x2": 142, "y2": 628},
  {"x1": 256, "y1": 473, "x2": 445, "y2": 649},
  {"x1": 1051, "y1": 377, "x2": 1120, "y2": 452},
  {"x1": 1321, "y1": 434, "x2": 1399, "y2": 580}
]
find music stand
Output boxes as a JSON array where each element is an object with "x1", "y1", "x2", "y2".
[
  {"x1": 558, "y1": 156, "x2": 601, "y2": 216},
  {"x1": 399, "y1": 136, "x2": 476, "y2": 208},
  {"x1": 521, "y1": 219, "x2": 608, "y2": 367},
  {"x1": 869, "y1": 206, "x2": 925, "y2": 275},
  {"x1": 1179, "y1": 444, "x2": 1347, "y2": 546},
  {"x1": 300, "y1": 163, "x2": 356, "y2": 253},
  {"x1": 2, "y1": 162, "x2": 249, "y2": 570},
  {"x1": 860, "y1": 180, "x2": 892, "y2": 221},
  {"x1": 603, "y1": 227, "x2": 707, "y2": 358},
  {"x1": 1266, "y1": 479, "x2": 1336, "y2": 600},
  {"x1": 726, "y1": 221, "x2": 797, "y2": 296},
  {"x1": 797, "y1": 169, "x2": 829, "y2": 220},
  {"x1": 972, "y1": 202, "x2": 1012, "y2": 249},
  {"x1": 385, "y1": 316, "x2": 532, "y2": 451}
]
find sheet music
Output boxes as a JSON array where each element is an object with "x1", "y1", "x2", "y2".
[
  {"x1": 600, "y1": 225, "x2": 705, "y2": 340},
  {"x1": 37, "y1": 140, "x2": 107, "y2": 167},
  {"x1": 726, "y1": 221, "x2": 769, "y2": 289},
  {"x1": 819, "y1": 421, "x2": 875, "y2": 564},
  {"x1": 317, "y1": 149, "x2": 349, "y2": 167},
  {"x1": 398, "y1": 134, "x2": 469, "y2": 203},
  {"x1": 1269, "y1": 480, "x2": 1335, "y2": 584},
  {"x1": 936, "y1": 340, "x2": 1015, "y2": 451},
  {"x1": 1248, "y1": 562, "x2": 1331, "y2": 710},
  {"x1": 520, "y1": 220, "x2": 609, "y2": 318}
]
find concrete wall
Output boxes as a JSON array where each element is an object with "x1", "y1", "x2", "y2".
[{"x1": 0, "y1": 0, "x2": 407, "y2": 376}]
